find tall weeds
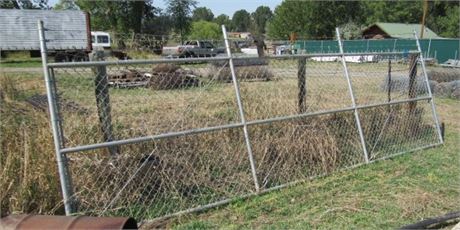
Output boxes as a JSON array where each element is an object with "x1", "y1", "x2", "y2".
[{"x1": 0, "y1": 75, "x2": 63, "y2": 217}]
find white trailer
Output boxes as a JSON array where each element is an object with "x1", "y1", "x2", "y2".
[{"x1": 0, "y1": 9, "x2": 94, "y2": 62}]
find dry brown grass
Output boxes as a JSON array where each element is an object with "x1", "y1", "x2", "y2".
[
  {"x1": 0, "y1": 75, "x2": 63, "y2": 217},
  {"x1": 396, "y1": 188, "x2": 435, "y2": 218},
  {"x1": 427, "y1": 68, "x2": 460, "y2": 83},
  {"x1": 0, "y1": 60, "x2": 442, "y2": 221}
]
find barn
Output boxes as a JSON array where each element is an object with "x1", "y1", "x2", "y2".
[{"x1": 362, "y1": 22, "x2": 442, "y2": 39}]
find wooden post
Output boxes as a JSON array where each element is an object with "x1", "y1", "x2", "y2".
[
  {"x1": 91, "y1": 51, "x2": 118, "y2": 156},
  {"x1": 298, "y1": 58, "x2": 307, "y2": 113},
  {"x1": 387, "y1": 60, "x2": 392, "y2": 103},
  {"x1": 255, "y1": 35, "x2": 266, "y2": 58},
  {"x1": 408, "y1": 54, "x2": 419, "y2": 114},
  {"x1": 407, "y1": 54, "x2": 420, "y2": 136},
  {"x1": 387, "y1": 59, "x2": 392, "y2": 113}
]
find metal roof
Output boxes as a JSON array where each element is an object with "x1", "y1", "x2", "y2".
[
  {"x1": 0, "y1": 9, "x2": 89, "y2": 51},
  {"x1": 365, "y1": 23, "x2": 442, "y2": 39}
]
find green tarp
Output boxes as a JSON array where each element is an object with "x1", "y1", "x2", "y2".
[{"x1": 294, "y1": 39, "x2": 460, "y2": 63}]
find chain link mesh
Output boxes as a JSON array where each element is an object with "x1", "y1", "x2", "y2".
[{"x1": 45, "y1": 41, "x2": 442, "y2": 222}]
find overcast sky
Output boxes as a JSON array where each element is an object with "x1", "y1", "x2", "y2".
[{"x1": 48, "y1": 0, "x2": 282, "y2": 17}]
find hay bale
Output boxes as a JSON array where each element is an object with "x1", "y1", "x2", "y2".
[
  {"x1": 148, "y1": 71, "x2": 199, "y2": 90},
  {"x1": 151, "y1": 64, "x2": 199, "y2": 89},
  {"x1": 108, "y1": 69, "x2": 150, "y2": 88},
  {"x1": 152, "y1": 63, "x2": 180, "y2": 73},
  {"x1": 434, "y1": 82, "x2": 453, "y2": 97},
  {"x1": 381, "y1": 74, "x2": 433, "y2": 94},
  {"x1": 449, "y1": 80, "x2": 460, "y2": 99},
  {"x1": 210, "y1": 65, "x2": 273, "y2": 82},
  {"x1": 451, "y1": 88, "x2": 460, "y2": 99},
  {"x1": 426, "y1": 68, "x2": 460, "y2": 83}
]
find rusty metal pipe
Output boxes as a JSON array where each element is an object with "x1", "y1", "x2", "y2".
[{"x1": 0, "y1": 215, "x2": 137, "y2": 230}]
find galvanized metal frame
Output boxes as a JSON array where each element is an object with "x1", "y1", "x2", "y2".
[
  {"x1": 38, "y1": 20, "x2": 74, "y2": 215},
  {"x1": 46, "y1": 51, "x2": 420, "y2": 68},
  {"x1": 414, "y1": 31, "x2": 444, "y2": 144},
  {"x1": 38, "y1": 23, "x2": 443, "y2": 219},
  {"x1": 222, "y1": 25, "x2": 260, "y2": 192},
  {"x1": 335, "y1": 27, "x2": 370, "y2": 163}
]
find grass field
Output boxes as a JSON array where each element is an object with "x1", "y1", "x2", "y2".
[{"x1": 0, "y1": 51, "x2": 43, "y2": 68}]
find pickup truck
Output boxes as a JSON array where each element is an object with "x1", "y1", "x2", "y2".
[{"x1": 163, "y1": 40, "x2": 225, "y2": 58}]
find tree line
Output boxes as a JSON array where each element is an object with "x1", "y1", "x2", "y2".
[
  {"x1": 268, "y1": 1, "x2": 459, "y2": 39},
  {"x1": 1, "y1": 0, "x2": 458, "y2": 40}
]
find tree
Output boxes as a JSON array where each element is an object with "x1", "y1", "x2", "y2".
[
  {"x1": 232, "y1": 9, "x2": 251, "y2": 32},
  {"x1": 307, "y1": 1, "x2": 364, "y2": 38},
  {"x1": 426, "y1": 1, "x2": 460, "y2": 38},
  {"x1": 54, "y1": 0, "x2": 79, "y2": 10},
  {"x1": 433, "y1": 5, "x2": 460, "y2": 38},
  {"x1": 166, "y1": 0, "x2": 197, "y2": 43},
  {"x1": 338, "y1": 21, "x2": 365, "y2": 40},
  {"x1": 0, "y1": 0, "x2": 49, "y2": 9},
  {"x1": 189, "y1": 20, "x2": 221, "y2": 40},
  {"x1": 267, "y1": 1, "x2": 311, "y2": 40},
  {"x1": 362, "y1": 1, "x2": 422, "y2": 25},
  {"x1": 214, "y1": 14, "x2": 233, "y2": 31},
  {"x1": 267, "y1": 1, "x2": 364, "y2": 39},
  {"x1": 76, "y1": 0, "x2": 154, "y2": 33},
  {"x1": 192, "y1": 7, "x2": 214, "y2": 21},
  {"x1": 142, "y1": 9, "x2": 173, "y2": 36},
  {"x1": 251, "y1": 6, "x2": 273, "y2": 35}
]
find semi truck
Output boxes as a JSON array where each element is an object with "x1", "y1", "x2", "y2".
[{"x1": 0, "y1": 9, "x2": 126, "y2": 62}]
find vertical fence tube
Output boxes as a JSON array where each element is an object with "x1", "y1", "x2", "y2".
[
  {"x1": 91, "y1": 52, "x2": 118, "y2": 156},
  {"x1": 38, "y1": 20, "x2": 75, "y2": 215},
  {"x1": 414, "y1": 32, "x2": 444, "y2": 144},
  {"x1": 297, "y1": 58, "x2": 307, "y2": 113},
  {"x1": 222, "y1": 25, "x2": 260, "y2": 192},
  {"x1": 335, "y1": 27, "x2": 370, "y2": 163}
]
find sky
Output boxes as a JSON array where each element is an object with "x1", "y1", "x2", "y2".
[{"x1": 48, "y1": 0, "x2": 282, "y2": 17}]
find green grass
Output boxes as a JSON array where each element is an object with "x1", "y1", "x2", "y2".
[
  {"x1": 0, "y1": 51, "x2": 42, "y2": 68},
  {"x1": 164, "y1": 98, "x2": 460, "y2": 229},
  {"x1": 0, "y1": 58, "x2": 43, "y2": 68}
]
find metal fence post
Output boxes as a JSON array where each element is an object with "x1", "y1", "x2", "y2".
[
  {"x1": 222, "y1": 25, "x2": 260, "y2": 192},
  {"x1": 414, "y1": 32, "x2": 444, "y2": 144},
  {"x1": 335, "y1": 27, "x2": 370, "y2": 163},
  {"x1": 38, "y1": 20, "x2": 75, "y2": 215}
]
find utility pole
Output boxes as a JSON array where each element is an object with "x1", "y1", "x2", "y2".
[{"x1": 420, "y1": 0, "x2": 428, "y2": 38}]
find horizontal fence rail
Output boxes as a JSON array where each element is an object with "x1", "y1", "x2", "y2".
[{"x1": 38, "y1": 21, "x2": 443, "y2": 224}]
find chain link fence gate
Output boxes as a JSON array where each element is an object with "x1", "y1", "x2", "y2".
[{"x1": 38, "y1": 21, "x2": 443, "y2": 223}]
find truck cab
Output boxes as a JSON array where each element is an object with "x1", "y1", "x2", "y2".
[{"x1": 91, "y1": 31, "x2": 111, "y2": 50}]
